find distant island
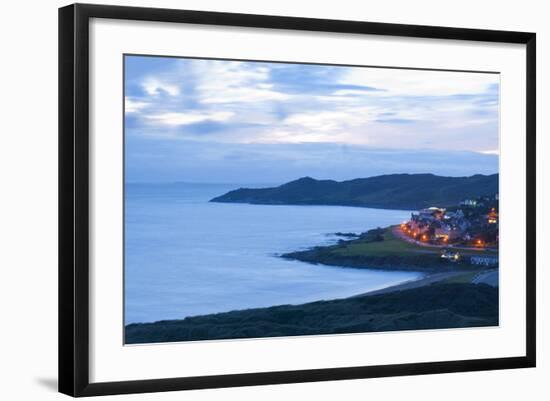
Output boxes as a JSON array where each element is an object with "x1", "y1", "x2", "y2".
[{"x1": 210, "y1": 173, "x2": 498, "y2": 210}]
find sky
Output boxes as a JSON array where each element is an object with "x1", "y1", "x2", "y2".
[{"x1": 124, "y1": 55, "x2": 499, "y2": 184}]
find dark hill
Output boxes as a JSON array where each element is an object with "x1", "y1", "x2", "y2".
[
  {"x1": 210, "y1": 173, "x2": 498, "y2": 210},
  {"x1": 125, "y1": 283, "x2": 498, "y2": 344}
]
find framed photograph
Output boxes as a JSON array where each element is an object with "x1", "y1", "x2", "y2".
[{"x1": 58, "y1": 3, "x2": 536, "y2": 397}]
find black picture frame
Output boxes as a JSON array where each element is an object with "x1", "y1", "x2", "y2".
[{"x1": 59, "y1": 3, "x2": 536, "y2": 397}]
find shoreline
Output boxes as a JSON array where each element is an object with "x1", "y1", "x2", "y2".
[
  {"x1": 126, "y1": 223, "x2": 494, "y2": 326},
  {"x1": 125, "y1": 269, "x2": 473, "y2": 326},
  {"x1": 125, "y1": 278, "x2": 499, "y2": 344},
  {"x1": 125, "y1": 242, "x2": 498, "y2": 343},
  {"x1": 210, "y1": 199, "x2": 415, "y2": 212},
  {"x1": 127, "y1": 223, "x2": 497, "y2": 326}
]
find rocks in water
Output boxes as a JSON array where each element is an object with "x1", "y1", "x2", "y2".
[{"x1": 332, "y1": 232, "x2": 360, "y2": 238}]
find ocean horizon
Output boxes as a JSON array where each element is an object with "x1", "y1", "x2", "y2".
[{"x1": 124, "y1": 182, "x2": 423, "y2": 325}]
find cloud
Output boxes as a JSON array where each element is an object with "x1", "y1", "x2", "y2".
[
  {"x1": 200, "y1": 87, "x2": 291, "y2": 104},
  {"x1": 332, "y1": 89, "x2": 384, "y2": 96},
  {"x1": 338, "y1": 68, "x2": 499, "y2": 97},
  {"x1": 374, "y1": 118, "x2": 416, "y2": 124},
  {"x1": 187, "y1": 60, "x2": 291, "y2": 104},
  {"x1": 283, "y1": 107, "x2": 378, "y2": 132},
  {"x1": 145, "y1": 111, "x2": 235, "y2": 126},
  {"x1": 125, "y1": 56, "x2": 499, "y2": 154},
  {"x1": 142, "y1": 78, "x2": 180, "y2": 96},
  {"x1": 125, "y1": 97, "x2": 149, "y2": 113},
  {"x1": 479, "y1": 149, "x2": 499, "y2": 155}
]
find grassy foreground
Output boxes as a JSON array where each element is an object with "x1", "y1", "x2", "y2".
[{"x1": 125, "y1": 282, "x2": 498, "y2": 344}]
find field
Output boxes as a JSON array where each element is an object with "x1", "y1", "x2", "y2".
[{"x1": 333, "y1": 228, "x2": 427, "y2": 256}]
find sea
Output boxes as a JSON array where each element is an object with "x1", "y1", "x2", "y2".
[{"x1": 124, "y1": 182, "x2": 422, "y2": 324}]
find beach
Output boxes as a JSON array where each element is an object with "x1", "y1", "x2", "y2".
[{"x1": 353, "y1": 271, "x2": 464, "y2": 297}]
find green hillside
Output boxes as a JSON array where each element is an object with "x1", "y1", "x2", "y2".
[{"x1": 210, "y1": 173, "x2": 498, "y2": 210}]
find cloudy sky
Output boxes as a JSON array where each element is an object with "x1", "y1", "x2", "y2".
[{"x1": 124, "y1": 55, "x2": 499, "y2": 184}]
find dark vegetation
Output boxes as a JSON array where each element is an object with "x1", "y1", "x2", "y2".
[
  {"x1": 210, "y1": 173, "x2": 499, "y2": 210},
  {"x1": 125, "y1": 282, "x2": 498, "y2": 344}
]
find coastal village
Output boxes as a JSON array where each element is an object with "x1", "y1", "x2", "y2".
[{"x1": 399, "y1": 194, "x2": 499, "y2": 267}]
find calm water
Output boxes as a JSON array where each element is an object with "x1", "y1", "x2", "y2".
[{"x1": 125, "y1": 183, "x2": 422, "y2": 324}]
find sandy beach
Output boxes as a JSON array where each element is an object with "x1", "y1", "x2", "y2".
[{"x1": 353, "y1": 270, "x2": 468, "y2": 298}]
